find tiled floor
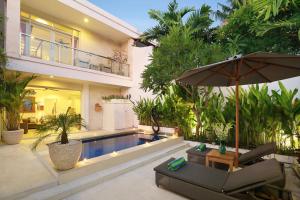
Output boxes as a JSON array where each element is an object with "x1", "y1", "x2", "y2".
[
  {"x1": 65, "y1": 144, "x2": 300, "y2": 200},
  {"x1": 0, "y1": 143, "x2": 56, "y2": 200},
  {"x1": 65, "y1": 149, "x2": 189, "y2": 200}
]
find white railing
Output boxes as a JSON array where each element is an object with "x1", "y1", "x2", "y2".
[{"x1": 20, "y1": 33, "x2": 130, "y2": 77}]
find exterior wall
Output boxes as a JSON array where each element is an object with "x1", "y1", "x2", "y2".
[
  {"x1": 88, "y1": 84, "x2": 121, "y2": 130},
  {"x1": 122, "y1": 45, "x2": 155, "y2": 127},
  {"x1": 220, "y1": 77, "x2": 300, "y2": 98},
  {"x1": 5, "y1": 0, "x2": 20, "y2": 57},
  {"x1": 78, "y1": 27, "x2": 122, "y2": 58}
]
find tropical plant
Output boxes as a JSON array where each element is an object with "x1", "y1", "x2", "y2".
[
  {"x1": 213, "y1": 122, "x2": 233, "y2": 142},
  {"x1": 141, "y1": 0, "x2": 216, "y2": 42},
  {"x1": 272, "y1": 82, "x2": 300, "y2": 149},
  {"x1": 0, "y1": 72, "x2": 35, "y2": 131},
  {"x1": 215, "y1": 0, "x2": 248, "y2": 20},
  {"x1": 217, "y1": 0, "x2": 300, "y2": 55},
  {"x1": 252, "y1": 0, "x2": 300, "y2": 40},
  {"x1": 132, "y1": 98, "x2": 156, "y2": 126},
  {"x1": 32, "y1": 107, "x2": 85, "y2": 150},
  {"x1": 102, "y1": 95, "x2": 129, "y2": 101},
  {"x1": 141, "y1": 0, "x2": 194, "y2": 42},
  {"x1": 142, "y1": 26, "x2": 226, "y2": 95}
]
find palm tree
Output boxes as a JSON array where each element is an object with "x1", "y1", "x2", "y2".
[
  {"x1": 215, "y1": 0, "x2": 248, "y2": 21},
  {"x1": 141, "y1": 0, "x2": 194, "y2": 42},
  {"x1": 186, "y1": 5, "x2": 215, "y2": 42},
  {"x1": 32, "y1": 107, "x2": 85, "y2": 150}
]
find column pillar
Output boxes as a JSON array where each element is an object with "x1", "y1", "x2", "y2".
[
  {"x1": 81, "y1": 83, "x2": 89, "y2": 130},
  {"x1": 6, "y1": 0, "x2": 20, "y2": 57}
]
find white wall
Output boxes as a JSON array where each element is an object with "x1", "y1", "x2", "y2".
[
  {"x1": 220, "y1": 77, "x2": 300, "y2": 98},
  {"x1": 88, "y1": 84, "x2": 121, "y2": 130},
  {"x1": 5, "y1": 0, "x2": 20, "y2": 57},
  {"x1": 122, "y1": 45, "x2": 155, "y2": 127}
]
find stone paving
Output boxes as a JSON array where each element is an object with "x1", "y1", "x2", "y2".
[
  {"x1": 65, "y1": 144, "x2": 300, "y2": 200},
  {"x1": 0, "y1": 134, "x2": 299, "y2": 200}
]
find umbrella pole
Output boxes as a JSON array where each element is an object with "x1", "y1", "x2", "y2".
[{"x1": 235, "y1": 80, "x2": 239, "y2": 166}]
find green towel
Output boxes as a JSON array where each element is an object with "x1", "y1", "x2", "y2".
[
  {"x1": 196, "y1": 143, "x2": 206, "y2": 152},
  {"x1": 168, "y1": 157, "x2": 186, "y2": 171}
]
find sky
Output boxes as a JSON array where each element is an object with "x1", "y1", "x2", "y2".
[{"x1": 88, "y1": 0, "x2": 228, "y2": 32}]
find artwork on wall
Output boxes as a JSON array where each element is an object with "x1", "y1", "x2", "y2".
[{"x1": 21, "y1": 97, "x2": 35, "y2": 113}]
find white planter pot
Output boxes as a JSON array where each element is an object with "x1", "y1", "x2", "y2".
[
  {"x1": 2, "y1": 129, "x2": 24, "y2": 145},
  {"x1": 48, "y1": 140, "x2": 82, "y2": 171}
]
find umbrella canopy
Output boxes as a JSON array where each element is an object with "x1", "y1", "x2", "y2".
[{"x1": 176, "y1": 52, "x2": 300, "y2": 164}]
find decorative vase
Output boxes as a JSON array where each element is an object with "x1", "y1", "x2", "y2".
[{"x1": 219, "y1": 141, "x2": 226, "y2": 154}]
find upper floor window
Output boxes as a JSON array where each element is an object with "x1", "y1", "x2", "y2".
[{"x1": 20, "y1": 11, "x2": 80, "y2": 64}]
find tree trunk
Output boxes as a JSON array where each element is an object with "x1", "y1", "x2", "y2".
[
  {"x1": 61, "y1": 131, "x2": 69, "y2": 144},
  {"x1": 192, "y1": 107, "x2": 201, "y2": 137}
]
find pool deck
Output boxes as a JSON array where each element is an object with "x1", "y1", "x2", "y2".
[
  {"x1": 0, "y1": 128, "x2": 180, "y2": 200},
  {"x1": 0, "y1": 129, "x2": 139, "y2": 200},
  {"x1": 65, "y1": 142, "x2": 300, "y2": 200},
  {"x1": 0, "y1": 130, "x2": 299, "y2": 200}
]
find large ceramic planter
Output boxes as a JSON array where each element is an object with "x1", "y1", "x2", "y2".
[
  {"x1": 48, "y1": 140, "x2": 82, "y2": 171},
  {"x1": 2, "y1": 129, "x2": 24, "y2": 145}
]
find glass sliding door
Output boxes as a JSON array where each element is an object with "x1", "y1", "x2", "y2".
[
  {"x1": 54, "y1": 31, "x2": 72, "y2": 65},
  {"x1": 30, "y1": 24, "x2": 52, "y2": 60},
  {"x1": 20, "y1": 11, "x2": 80, "y2": 66}
]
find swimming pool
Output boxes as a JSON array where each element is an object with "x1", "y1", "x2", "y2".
[{"x1": 80, "y1": 132, "x2": 166, "y2": 160}]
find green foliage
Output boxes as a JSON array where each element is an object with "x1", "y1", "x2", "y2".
[
  {"x1": 133, "y1": 85, "x2": 193, "y2": 137},
  {"x1": 140, "y1": 0, "x2": 300, "y2": 154},
  {"x1": 218, "y1": 0, "x2": 300, "y2": 55},
  {"x1": 132, "y1": 98, "x2": 156, "y2": 126},
  {"x1": 102, "y1": 95, "x2": 129, "y2": 101},
  {"x1": 0, "y1": 72, "x2": 36, "y2": 130},
  {"x1": 141, "y1": 0, "x2": 215, "y2": 42},
  {"x1": 272, "y1": 82, "x2": 300, "y2": 148},
  {"x1": 142, "y1": 27, "x2": 226, "y2": 95},
  {"x1": 32, "y1": 107, "x2": 86, "y2": 150}
]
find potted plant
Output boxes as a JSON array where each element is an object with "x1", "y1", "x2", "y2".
[
  {"x1": 0, "y1": 71, "x2": 35, "y2": 145},
  {"x1": 213, "y1": 122, "x2": 232, "y2": 154},
  {"x1": 32, "y1": 107, "x2": 85, "y2": 170}
]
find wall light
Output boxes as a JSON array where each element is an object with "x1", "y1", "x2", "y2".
[{"x1": 84, "y1": 18, "x2": 89, "y2": 23}]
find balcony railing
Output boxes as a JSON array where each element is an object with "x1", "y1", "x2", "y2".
[{"x1": 20, "y1": 33, "x2": 130, "y2": 77}]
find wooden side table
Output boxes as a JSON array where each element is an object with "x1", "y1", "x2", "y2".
[{"x1": 206, "y1": 149, "x2": 236, "y2": 172}]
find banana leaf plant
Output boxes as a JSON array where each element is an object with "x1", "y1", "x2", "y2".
[
  {"x1": 0, "y1": 72, "x2": 36, "y2": 131},
  {"x1": 272, "y1": 82, "x2": 300, "y2": 149}
]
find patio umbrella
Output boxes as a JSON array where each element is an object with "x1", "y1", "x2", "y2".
[{"x1": 176, "y1": 52, "x2": 300, "y2": 164}]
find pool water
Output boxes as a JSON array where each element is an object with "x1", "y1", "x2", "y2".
[{"x1": 80, "y1": 133, "x2": 165, "y2": 160}]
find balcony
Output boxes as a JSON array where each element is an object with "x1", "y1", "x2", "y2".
[{"x1": 19, "y1": 33, "x2": 130, "y2": 77}]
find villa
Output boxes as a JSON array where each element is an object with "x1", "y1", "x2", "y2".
[
  {"x1": 4, "y1": 0, "x2": 153, "y2": 132},
  {"x1": 1, "y1": 0, "x2": 300, "y2": 200}
]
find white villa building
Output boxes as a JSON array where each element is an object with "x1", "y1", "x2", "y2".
[{"x1": 4, "y1": 0, "x2": 153, "y2": 131}]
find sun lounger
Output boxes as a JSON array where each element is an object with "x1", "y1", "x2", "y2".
[
  {"x1": 238, "y1": 142, "x2": 276, "y2": 165},
  {"x1": 154, "y1": 158, "x2": 292, "y2": 200}
]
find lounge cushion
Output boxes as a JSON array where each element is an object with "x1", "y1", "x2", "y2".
[
  {"x1": 223, "y1": 158, "x2": 283, "y2": 192},
  {"x1": 239, "y1": 142, "x2": 276, "y2": 164},
  {"x1": 154, "y1": 158, "x2": 228, "y2": 192}
]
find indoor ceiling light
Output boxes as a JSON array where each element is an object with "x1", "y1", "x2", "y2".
[
  {"x1": 84, "y1": 18, "x2": 89, "y2": 23},
  {"x1": 49, "y1": 75, "x2": 54, "y2": 78},
  {"x1": 35, "y1": 18, "x2": 48, "y2": 25}
]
